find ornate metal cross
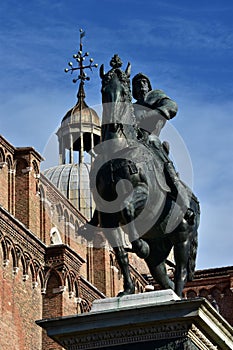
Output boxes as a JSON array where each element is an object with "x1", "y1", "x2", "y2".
[{"x1": 64, "y1": 29, "x2": 98, "y2": 84}]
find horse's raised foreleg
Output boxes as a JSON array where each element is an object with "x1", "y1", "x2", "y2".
[{"x1": 122, "y1": 187, "x2": 150, "y2": 259}]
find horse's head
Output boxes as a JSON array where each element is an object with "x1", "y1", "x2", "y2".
[
  {"x1": 100, "y1": 63, "x2": 131, "y2": 104},
  {"x1": 100, "y1": 61, "x2": 137, "y2": 144}
]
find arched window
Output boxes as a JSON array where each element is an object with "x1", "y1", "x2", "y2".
[
  {"x1": 56, "y1": 204, "x2": 63, "y2": 223},
  {"x1": 32, "y1": 160, "x2": 40, "y2": 195},
  {"x1": 15, "y1": 158, "x2": 30, "y2": 226},
  {"x1": 74, "y1": 220, "x2": 79, "y2": 240},
  {"x1": 211, "y1": 287, "x2": 222, "y2": 303},
  {"x1": 110, "y1": 254, "x2": 115, "y2": 297},
  {"x1": 0, "y1": 148, "x2": 7, "y2": 209},
  {"x1": 39, "y1": 186, "x2": 46, "y2": 242},
  {"x1": 69, "y1": 215, "x2": 74, "y2": 245},
  {"x1": 199, "y1": 288, "x2": 209, "y2": 299},
  {"x1": 0, "y1": 147, "x2": 5, "y2": 163},
  {"x1": 43, "y1": 270, "x2": 63, "y2": 318},
  {"x1": 6, "y1": 156, "x2": 14, "y2": 213},
  {"x1": 187, "y1": 289, "x2": 197, "y2": 299},
  {"x1": 79, "y1": 299, "x2": 92, "y2": 313},
  {"x1": 64, "y1": 210, "x2": 70, "y2": 245}
]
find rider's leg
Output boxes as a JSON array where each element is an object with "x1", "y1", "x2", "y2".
[{"x1": 165, "y1": 162, "x2": 190, "y2": 210}]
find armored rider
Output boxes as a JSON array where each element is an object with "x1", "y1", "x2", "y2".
[{"x1": 132, "y1": 73, "x2": 194, "y2": 223}]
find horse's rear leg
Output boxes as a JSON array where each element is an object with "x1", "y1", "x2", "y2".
[
  {"x1": 173, "y1": 234, "x2": 191, "y2": 297},
  {"x1": 146, "y1": 257, "x2": 174, "y2": 291},
  {"x1": 106, "y1": 226, "x2": 135, "y2": 297},
  {"x1": 113, "y1": 245, "x2": 135, "y2": 296}
]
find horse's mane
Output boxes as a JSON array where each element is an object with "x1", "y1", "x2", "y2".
[{"x1": 102, "y1": 68, "x2": 132, "y2": 103}]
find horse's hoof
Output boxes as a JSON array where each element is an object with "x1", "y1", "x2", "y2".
[
  {"x1": 117, "y1": 287, "x2": 135, "y2": 297},
  {"x1": 132, "y1": 239, "x2": 150, "y2": 259}
]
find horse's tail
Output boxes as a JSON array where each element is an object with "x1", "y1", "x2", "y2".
[{"x1": 187, "y1": 197, "x2": 200, "y2": 281}]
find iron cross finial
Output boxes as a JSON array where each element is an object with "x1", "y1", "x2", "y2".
[{"x1": 64, "y1": 29, "x2": 98, "y2": 84}]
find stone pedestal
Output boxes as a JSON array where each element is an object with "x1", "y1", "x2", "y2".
[{"x1": 36, "y1": 290, "x2": 233, "y2": 350}]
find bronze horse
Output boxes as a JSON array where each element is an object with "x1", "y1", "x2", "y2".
[{"x1": 81, "y1": 61, "x2": 200, "y2": 297}]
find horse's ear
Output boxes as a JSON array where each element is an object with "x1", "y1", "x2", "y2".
[
  {"x1": 100, "y1": 64, "x2": 105, "y2": 79},
  {"x1": 125, "y1": 62, "x2": 131, "y2": 78}
]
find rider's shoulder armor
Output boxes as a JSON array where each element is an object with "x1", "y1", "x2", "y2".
[
  {"x1": 145, "y1": 89, "x2": 178, "y2": 120},
  {"x1": 144, "y1": 89, "x2": 168, "y2": 108}
]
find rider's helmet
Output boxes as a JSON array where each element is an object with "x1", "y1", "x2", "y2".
[{"x1": 132, "y1": 73, "x2": 152, "y2": 100}]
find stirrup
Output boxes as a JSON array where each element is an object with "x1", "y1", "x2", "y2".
[{"x1": 184, "y1": 208, "x2": 195, "y2": 225}]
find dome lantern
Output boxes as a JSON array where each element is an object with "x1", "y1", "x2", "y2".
[{"x1": 56, "y1": 80, "x2": 101, "y2": 165}]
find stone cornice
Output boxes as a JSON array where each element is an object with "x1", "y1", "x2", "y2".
[
  {"x1": 194, "y1": 266, "x2": 233, "y2": 279},
  {"x1": 0, "y1": 205, "x2": 46, "y2": 262},
  {"x1": 15, "y1": 146, "x2": 44, "y2": 162},
  {"x1": 79, "y1": 275, "x2": 106, "y2": 300},
  {"x1": 0, "y1": 134, "x2": 15, "y2": 154},
  {"x1": 45, "y1": 244, "x2": 86, "y2": 273}
]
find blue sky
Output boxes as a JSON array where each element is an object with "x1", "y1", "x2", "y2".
[{"x1": 0, "y1": 0, "x2": 232, "y2": 270}]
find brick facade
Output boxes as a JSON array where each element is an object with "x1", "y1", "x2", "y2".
[{"x1": 0, "y1": 206, "x2": 45, "y2": 350}]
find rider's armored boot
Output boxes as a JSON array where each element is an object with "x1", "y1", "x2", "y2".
[{"x1": 164, "y1": 161, "x2": 194, "y2": 225}]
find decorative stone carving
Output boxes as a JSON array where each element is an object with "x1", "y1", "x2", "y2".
[
  {"x1": 22, "y1": 274, "x2": 29, "y2": 282},
  {"x1": 21, "y1": 166, "x2": 32, "y2": 174},
  {"x1": 189, "y1": 324, "x2": 218, "y2": 350},
  {"x1": 59, "y1": 322, "x2": 190, "y2": 349},
  {"x1": 12, "y1": 266, "x2": 19, "y2": 275},
  {"x1": 53, "y1": 286, "x2": 67, "y2": 294},
  {"x1": 0, "y1": 161, "x2": 7, "y2": 169}
]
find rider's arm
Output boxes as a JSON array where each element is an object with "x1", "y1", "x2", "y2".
[{"x1": 156, "y1": 97, "x2": 178, "y2": 120}]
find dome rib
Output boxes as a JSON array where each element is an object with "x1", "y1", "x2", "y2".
[{"x1": 42, "y1": 163, "x2": 93, "y2": 220}]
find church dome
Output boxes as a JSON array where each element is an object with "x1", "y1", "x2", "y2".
[
  {"x1": 43, "y1": 163, "x2": 93, "y2": 220},
  {"x1": 62, "y1": 98, "x2": 100, "y2": 127}
]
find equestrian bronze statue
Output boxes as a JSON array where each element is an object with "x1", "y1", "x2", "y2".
[{"x1": 80, "y1": 55, "x2": 200, "y2": 298}]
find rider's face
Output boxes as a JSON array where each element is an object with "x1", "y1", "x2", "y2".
[{"x1": 134, "y1": 78, "x2": 150, "y2": 99}]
